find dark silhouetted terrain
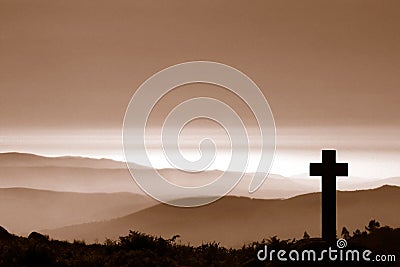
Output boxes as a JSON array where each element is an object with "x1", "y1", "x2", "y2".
[{"x1": 0, "y1": 222, "x2": 399, "y2": 267}]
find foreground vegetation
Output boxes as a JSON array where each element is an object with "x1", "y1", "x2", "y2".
[{"x1": 0, "y1": 220, "x2": 398, "y2": 267}]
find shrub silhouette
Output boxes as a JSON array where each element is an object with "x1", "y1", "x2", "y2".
[
  {"x1": 0, "y1": 227, "x2": 12, "y2": 240},
  {"x1": 303, "y1": 231, "x2": 310, "y2": 239},
  {"x1": 0, "y1": 220, "x2": 398, "y2": 267},
  {"x1": 341, "y1": 227, "x2": 350, "y2": 239},
  {"x1": 365, "y1": 219, "x2": 381, "y2": 233}
]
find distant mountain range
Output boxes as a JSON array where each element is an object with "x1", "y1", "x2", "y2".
[
  {"x1": 43, "y1": 185, "x2": 400, "y2": 247},
  {"x1": 1, "y1": 152, "x2": 399, "y2": 197},
  {"x1": 0, "y1": 152, "x2": 125, "y2": 169},
  {"x1": 1, "y1": 152, "x2": 400, "y2": 247}
]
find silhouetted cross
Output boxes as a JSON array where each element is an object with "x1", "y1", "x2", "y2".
[{"x1": 310, "y1": 150, "x2": 348, "y2": 242}]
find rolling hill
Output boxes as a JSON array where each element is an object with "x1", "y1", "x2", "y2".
[
  {"x1": 0, "y1": 188, "x2": 155, "y2": 235},
  {"x1": 44, "y1": 185, "x2": 400, "y2": 247}
]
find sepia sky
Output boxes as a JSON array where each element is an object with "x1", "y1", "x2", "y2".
[
  {"x1": 1, "y1": 0, "x2": 400, "y2": 179},
  {"x1": 1, "y1": 0, "x2": 399, "y2": 130}
]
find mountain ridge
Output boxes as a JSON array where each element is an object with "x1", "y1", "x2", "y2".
[
  {"x1": 44, "y1": 185, "x2": 400, "y2": 247},
  {"x1": 0, "y1": 187, "x2": 155, "y2": 234}
]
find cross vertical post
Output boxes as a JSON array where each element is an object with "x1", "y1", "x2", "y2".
[{"x1": 310, "y1": 150, "x2": 348, "y2": 243}]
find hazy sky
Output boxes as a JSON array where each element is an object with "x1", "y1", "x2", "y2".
[
  {"x1": 1, "y1": 0, "x2": 399, "y2": 130},
  {"x1": 1, "y1": 1, "x2": 400, "y2": 179}
]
